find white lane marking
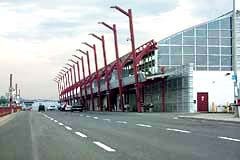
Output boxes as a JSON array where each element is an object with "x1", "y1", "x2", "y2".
[
  {"x1": 166, "y1": 128, "x2": 191, "y2": 133},
  {"x1": 75, "y1": 132, "x2": 88, "y2": 138},
  {"x1": 103, "y1": 118, "x2": 111, "y2": 121},
  {"x1": 86, "y1": 115, "x2": 91, "y2": 118},
  {"x1": 50, "y1": 118, "x2": 54, "y2": 121},
  {"x1": 173, "y1": 117, "x2": 178, "y2": 119},
  {"x1": 93, "y1": 117, "x2": 99, "y2": 119},
  {"x1": 218, "y1": 136, "x2": 240, "y2": 142},
  {"x1": 58, "y1": 122, "x2": 64, "y2": 126},
  {"x1": 136, "y1": 124, "x2": 152, "y2": 128},
  {"x1": 54, "y1": 120, "x2": 58, "y2": 123},
  {"x1": 80, "y1": 114, "x2": 84, "y2": 117},
  {"x1": 93, "y1": 141, "x2": 116, "y2": 152},
  {"x1": 64, "y1": 126, "x2": 72, "y2": 131},
  {"x1": 116, "y1": 121, "x2": 128, "y2": 124}
]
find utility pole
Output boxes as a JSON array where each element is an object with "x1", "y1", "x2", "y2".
[{"x1": 9, "y1": 74, "x2": 13, "y2": 110}]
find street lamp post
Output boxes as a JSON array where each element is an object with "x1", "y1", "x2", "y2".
[
  {"x1": 67, "y1": 62, "x2": 78, "y2": 104},
  {"x1": 60, "y1": 70, "x2": 68, "y2": 103},
  {"x1": 73, "y1": 55, "x2": 87, "y2": 107},
  {"x1": 89, "y1": 33, "x2": 111, "y2": 111},
  {"x1": 76, "y1": 49, "x2": 94, "y2": 111},
  {"x1": 110, "y1": 6, "x2": 142, "y2": 112},
  {"x1": 98, "y1": 22, "x2": 124, "y2": 112},
  {"x1": 64, "y1": 66, "x2": 73, "y2": 105},
  {"x1": 69, "y1": 59, "x2": 82, "y2": 104},
  {"x1": 82, "y1": 42, "x2": 102, "y2": 111}
]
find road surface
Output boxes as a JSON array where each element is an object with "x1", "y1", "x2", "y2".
[{"x1": 0, "y1": 111, "x2": 240, "y2": 160}]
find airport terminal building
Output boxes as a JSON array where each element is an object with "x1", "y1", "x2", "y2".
[{"x1": 59, "y1": 11, "x2": 240, "y2": 112}]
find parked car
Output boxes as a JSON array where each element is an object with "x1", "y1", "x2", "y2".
[
  {"x1": 38, "y1": 104, "x2": 45, "y2": 112},
  {"x1": 65, "y1": 105, "x2": 72, "y2": 111},
  {"x1": 47, "y1": 105, "x2": 57, "y2": 111},
  {"x1": 71, "y1": 104, "x2": 84, "y2": 112}
]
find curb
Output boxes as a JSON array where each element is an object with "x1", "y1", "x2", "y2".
[{"x1": 178, "y1": 116, "x2": 240, "y2": 124}]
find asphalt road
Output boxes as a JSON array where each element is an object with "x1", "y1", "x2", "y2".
[{"x1": 0, "y1": 111, "x2": 240, "y2": 160}]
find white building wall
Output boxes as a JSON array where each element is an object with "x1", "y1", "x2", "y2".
[{"x1": 192, "y1": 71, "x2": 234, "y2": 112}]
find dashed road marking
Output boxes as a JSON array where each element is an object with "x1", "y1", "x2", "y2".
[
  {"x1": 136, "y1": 124, "x2": 152, "y2": 128},
  {"x1": 218, "y1": 136, "x2": 240, "y2": 142},
  {"x1": 58, "y1": 122, "x2": 64, "y2": 126},
  {"x1": 64, "y1": 126, "x2": 72, "y2": 131},
  {"x1": 93, "y1": 117, "x2": 99, "y2": 119},
  {"x1": 103, "y1": 118, "x2": 111, "y2": 121},
  {"x1": 116, "y1": 121, "x2": 128, "y2": 124},
  {"x1": 80, "y1": 114, "x2": 84, "y2": 117},
  {"x1": 93, "y1": 141, "x2": 116, "y2": 152},
  {"x1": 173, "y1": 117, "x2": 178, "y2": 120},
  {"x1": 50, "y1": 118, "x2": 54, "y2": 121},
  {"x1": 166, "y1": 128, "x2": 191, "y2": 133},
  {"x1": 75, "y1": 131, "x2": 88, "y2": 138},
  {"x1": 54, "y1": 120, "x2": 58, "y2": 123},
  {"x1": 86, "y1": 115, "x2": 91, "y2": 118}
]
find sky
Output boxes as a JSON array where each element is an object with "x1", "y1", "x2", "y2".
[{"x1": 0, "y1": 0, "x2": 239, "y2": 100}]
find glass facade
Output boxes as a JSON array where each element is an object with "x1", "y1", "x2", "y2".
[{"x1": 158, "y1": 14, "x2": 233, "y2": 71}]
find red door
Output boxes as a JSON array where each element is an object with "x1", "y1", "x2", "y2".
[{"x1": 197, "y1": 92, "x2": 208, "y2": 112}]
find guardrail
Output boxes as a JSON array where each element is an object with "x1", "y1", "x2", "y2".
[{"x1": 0, "y1": 106, "x2": 21, "y2": 117}]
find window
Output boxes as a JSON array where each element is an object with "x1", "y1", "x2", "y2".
[
  {"x1": 196, "y1": 30, "x2": 207, "y2": 37},
  {"x1": 159, "y1": 46, "x2": 169, "y2": 54},
  {"x1": 183, "y1": 55, "x2": 195, "y2": 64},
  {"x1": 208, "y1": 30, "x2": 219, "y2": 37},
  {"x1": 208, "y1": 47, "x2": 219, "y2": 55},
  {"x1": 196, "y1": 55, "x2": 207, "y2": 65},
  {"x1": 209, "y1": 67, "x2": 220, "y2": 71},
  {"x1": 208, "y1": 20, "x2": 219, "y2": 30},
  {"x1": 196, "y1": 24, "x2": 207, "y2": 30},
  {"x1": 196, "y1": 37, "x2": 207, "y2": 45},
  {"x1": 183, "y1": 46, "x2": 194, "y2": 55},
  {"x1": 196, "y1": 66, "x2": 207, "y2": 70},
  {"x1": 221, "y1": 30, "x2": 231, "y2": 37},
  {"x1": 221, "y1": 38, "x2": 231, "y2": 46},
  {"x1": 183, "y1": 29, "x2": 194, "y2": 36},
  {"x1": 158, "y1": 55, "x2": 169, "y2": 65},
  {"x1": 221, "y1": 67, "x2": 232, "y2": 71},
  {"x1": 209, "y1": 55, "x2": 220, "y2": 65},
  {"x1": 159, "y1": 39, "x2": 169, "y2": 45},
  {"x1": 196, "y1": 46, "x2": 207, "y2": 55},
  {"x1": 208, "y1": 38, "x2": 219, "y2": 45},
  {"x1": 220, "y1": 17, "x2": 231, "y2": 29},
  {"x1": 221, "y1": 56, "x2": 231, "y2": 66},
  {"x1": 170, "y1": 46, "x2": 182, "y2": 54},
  {"x1": 170, "y1": 34, "x2": 182, "y2": 45},
  {"x1": 221, "y1": 47, "x2": 231, "y2": 55},
  {"x1": 183, "y1": 37, "x2": 194, "y2": 45},
  {"x1": 171, "y1": 55, "x2": 182, "y2": 65}
]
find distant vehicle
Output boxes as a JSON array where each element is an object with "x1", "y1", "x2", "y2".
[
  {"x1": 22, "y1": 106, "x2": 32, "y2": 111},
  {"x1": 65, "y1": 105, "x2": 72, "y2": 111},
  {"x1": 71, "y1": 104, "x2": 84, "y2": 112},
  {"x1": 59, "y1": 104, "x2": 66, "y2": 111},
  {"x1": 38, "y1": 104, "x2": 45, "y2": 112},
  {"x1": 47, "y1": 105, "x2": 57, "y2": 111}
]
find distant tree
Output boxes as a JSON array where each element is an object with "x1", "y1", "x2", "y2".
[{"x1": 0, "y1": 96, "x2": 8, "y2": 106}]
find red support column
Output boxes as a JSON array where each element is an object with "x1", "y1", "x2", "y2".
[
  {"x1": 82, "y1": 42, "x2": 102, "y2": 111},
  {"x1": 99, "y1": 22, "x2": 124, "y2": 112},
  {"x1": 110, "y1": 6, "x2": 142, "y2": 112},
  {"x1": 89, "y1": 33, "x2": 111, "y2": 112},
  {"x1": 77, "y1": 49, "x2": 95, "y2": 111}
]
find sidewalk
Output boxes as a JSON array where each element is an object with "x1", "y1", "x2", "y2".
[{"x1": 178, "y1": 113, "x2": 240, "y2": 124}]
